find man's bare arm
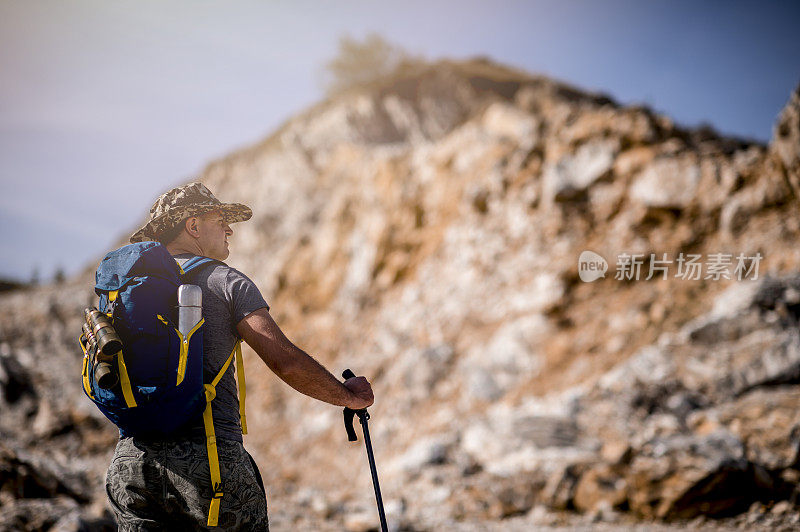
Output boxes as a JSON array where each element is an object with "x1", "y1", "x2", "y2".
[{"x1": 237, "y1": 308, "x2": 373, "y2": 409}]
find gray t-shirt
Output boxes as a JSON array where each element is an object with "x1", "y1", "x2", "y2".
[{"x1": 173, "y1": 253, "x2": 269, "y2": 443}]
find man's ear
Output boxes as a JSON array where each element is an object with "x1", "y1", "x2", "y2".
[{"x1": 185, "y1": 216, "x2": 200, "y2": 237}]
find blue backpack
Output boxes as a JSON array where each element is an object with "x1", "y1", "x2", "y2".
[{"x1": 79, "y1": 241, "x2": 247, "y2": 526}]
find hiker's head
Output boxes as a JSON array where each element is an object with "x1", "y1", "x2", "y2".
[
  {"x1": 163, "y1": 210, "x2": 233, "y2": 260},
  {"x1": 130, "y1": 182, "x2": 251, "y2": 260}
]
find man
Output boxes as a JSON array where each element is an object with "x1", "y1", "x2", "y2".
[{"x1": 106, "y1": 182, "x2": 374, "y2": 530}]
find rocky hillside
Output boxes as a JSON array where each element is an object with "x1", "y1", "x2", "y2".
[{"x1": 2, "y1": 58, "x2": 800, "y2": 531}]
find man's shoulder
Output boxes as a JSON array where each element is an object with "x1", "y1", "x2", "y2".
[
  {"x1": 207, "y1": 262, "x2": 256, "y2": 285},
  {"x1": 174, "y1": 255, "x2": 258, "y2": 291},
  {"x1": 210, "y1": 265, "x2": 269, "y2": 316},
  {"x1": 205, "y1": 263, "x2": 264, "y2": 306}
]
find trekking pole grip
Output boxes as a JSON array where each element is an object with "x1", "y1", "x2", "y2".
[{"x1": 342, "y1": 368, "x2": 359, "y2": 442}]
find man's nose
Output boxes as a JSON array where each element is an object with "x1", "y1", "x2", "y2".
[{"x1": 225, "y1": 224, "x2": 233, "y2": 236}]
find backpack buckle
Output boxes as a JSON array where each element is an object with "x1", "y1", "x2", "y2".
[{"x1": 212, "y1": 482, "x2": 224, "y2": 499}]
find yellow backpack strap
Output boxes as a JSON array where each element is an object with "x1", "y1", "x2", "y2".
[
  {"x1": 234, "y1": 341, "x2": 247, "y2": 434},
  {"x1": 79, "y1": 333, "x2": 94, "y2": 399},
  {"x1": 202, "y1": 384, "x2": 223, "y2": 527},
  {"x1": 116, "y1": 351, "x2": 137, "y2": 408},
  {"x1": 101, "y1": 290, "x2": 135, "y2": 406},
  {"x1": 202, "y1": 349, "x2": 236, "y2": 527},
  {"x1": 81, "y1": 356, "x2": 94, "y2": 399},
  {"x1": 211, "y1": 350, "x2": 235, "y2": 389}
]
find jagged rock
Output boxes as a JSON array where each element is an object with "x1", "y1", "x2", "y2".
[
  {"x1": 0, "y1": 343, "x2": 34, "y2": 404},
  {"x1": 460, "y1": 391, "x2": 596, "y2": 478},
  {"x1": 720, "y1": 165, "x2": 792, "y2": 237},
  {"x1": 486, "y1": 474, "x2": 539, "y2": 519},
  {"x1": 0, "y1": 444, "x2": 92, "y2": 503},
  {"x1": 0, "y1": 496, "x2": 80, "y2": 532},
  {"x1": 388, "y1": 434, "x2": 452, "y2": 474},
  {"x1": 542, "y1": 139, "x2": 619, "y2": 203},
  {"x1": 460, "y1": 314, "x2": 548, "y2": 402},
  {"x1": 719, "y1": 192, "x2": 753, "y2": 237},
  {"x1": 626, "y1": 430, "x2": 755, "y2": 519},
  {"x1": 482, "y1": 101, "x2": 538, "y2": 142},
  {"x1": 559, "y1": 105, "x2": 661, "y2": 146},
  {"x1": 630, "y1": 155, "x2": 701, "y2": 210},
  {"x1": 572, "y1": 464, "x2": 627, "y2": 513},
  {"x1": 598, "y1": 275, "x2": 800, "y2": 402},
  {"x1": 695, "y1": 159, "x2": 740, "y2": 212},
  {"x1": 391, "y1": 343, "x2": 454, "y2": 406},
  {"x1": 565, "y1": 274, "x2": 800, "y2": 521},
  {"x1": 713, "y1": 387, "x2": 800, "y2": 470},
  {"x1": 541, "y1": 463, "x2": 590, "y2": 511}
]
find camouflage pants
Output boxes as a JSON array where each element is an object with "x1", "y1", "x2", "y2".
[{"x1": 106, "y1": 436, "x2": 269, "y2": 531}]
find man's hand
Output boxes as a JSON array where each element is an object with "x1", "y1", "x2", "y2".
[{"x1": 344, "y1": 375, "x2": 374, "y2": 410}]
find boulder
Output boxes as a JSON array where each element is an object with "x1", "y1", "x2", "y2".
[
  {"x1": 714, "y1": 387, "x2": 800, "y2": 470},
  {"x1": 626, "y1": 430, "x2": 755, "y2": 519}
]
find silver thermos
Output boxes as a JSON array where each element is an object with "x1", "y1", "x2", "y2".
[{"x1": 177, "y1": 285, "x2": 203, "y2": 338}]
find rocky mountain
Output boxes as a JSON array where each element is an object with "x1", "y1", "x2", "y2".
[{"x1": 1, "y1": 58, "x2": 799, "y2": 531}]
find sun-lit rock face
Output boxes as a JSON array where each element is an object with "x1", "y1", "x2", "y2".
[
  {"x1": 2, "y1": 60, "x2": 799, "y2": 530},
  {"x1": 772, "y1": 85, "x2": 800, "y2": 196}
]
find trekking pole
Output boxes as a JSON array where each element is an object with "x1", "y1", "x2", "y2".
[{"x1": 342, "y1": 369, "x2": 388, "y2": 532}]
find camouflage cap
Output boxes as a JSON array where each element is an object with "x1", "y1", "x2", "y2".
[{"x1": 129, "y1": 182, "x2": 252, "y2": 243}]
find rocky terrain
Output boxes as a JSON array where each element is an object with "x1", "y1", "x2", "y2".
[{"x1": 1, "y1": 59, "x2": 799, "y2": 531}]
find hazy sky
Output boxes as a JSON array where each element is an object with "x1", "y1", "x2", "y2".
[{"x1": 1, "y1": 0, "x2": 798, "y2": 282}]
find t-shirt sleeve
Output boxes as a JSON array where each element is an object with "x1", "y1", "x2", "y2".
[{"x1": 223, "y1": 267, "x2": 270, "y2": 324}]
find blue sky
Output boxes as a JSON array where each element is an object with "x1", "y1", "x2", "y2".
[{"x1": 1, "y1": 0, "x2": 798, "y2": 282}]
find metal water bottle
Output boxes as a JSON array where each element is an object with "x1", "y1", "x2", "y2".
[{"x1": 178, "y1": 285, "x2": 203, "y2": 338}]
